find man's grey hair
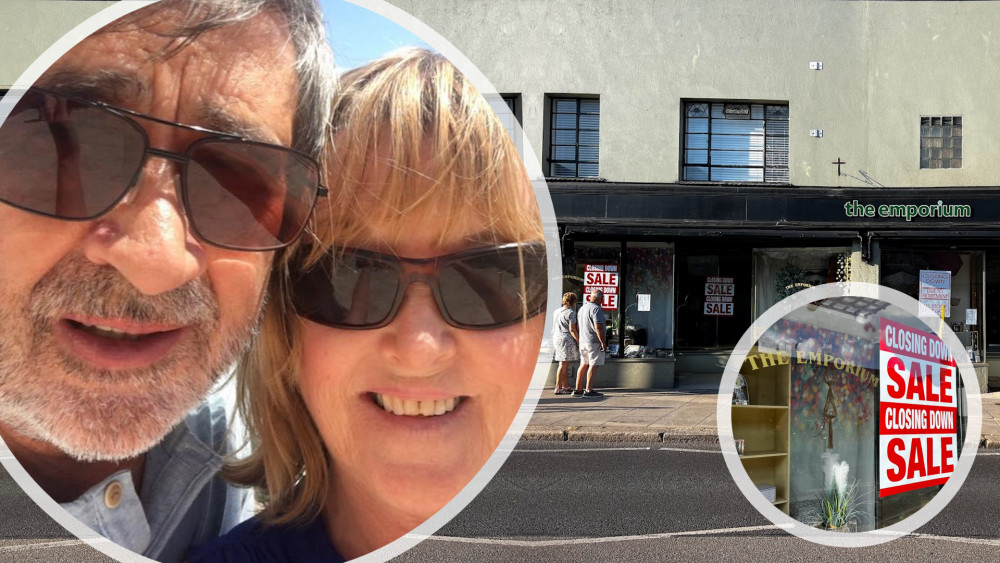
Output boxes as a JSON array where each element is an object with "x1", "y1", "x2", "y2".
[
  {"x1": 590, "y1": 289, "x2": 604, "y2": 302},
  {"x1": 117, "y1": 0, "x2": 335, "y2": 160}
]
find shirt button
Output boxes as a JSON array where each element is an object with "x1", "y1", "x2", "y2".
[{"x1": 104, "y1": 481, "x2": 124, "y2": 509}]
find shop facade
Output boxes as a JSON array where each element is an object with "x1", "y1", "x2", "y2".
[{"x1": 554, "y1": 185, "x2": 998, "y2": 388}]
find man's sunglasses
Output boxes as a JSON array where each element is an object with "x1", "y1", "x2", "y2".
[
  {"x1": 0, "y1": 87, "x2": 326, "y2": 251},
  {"x1": 291, "y1": 242, "x2": 548, "y2": 330}
]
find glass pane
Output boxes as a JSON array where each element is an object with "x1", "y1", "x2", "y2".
[
  {"x1": 686, "y1": 117, "x2": 709, "y2": 134},
  {"x1": 577, "y1": 163, "x2": 599, "y2": 177},
  {"x1": 685, "y1": 149, "x2": 708, "y2": 164},
  {"x1": 711, "y1": 119, "x2": 765, "y2": 135},
  {"x1": 551, "y1": 162, "x2": 576, "y2": 177},
  {"x1": 711, "y1": 167, "x2": 763, "y2": 182},
  {"x1": 684, "y1": 166, "x2": 709, "y2": 181},
  {"x1": 687, "y1": 103, "x2": 709, "y2": 118},
  {"x1": 711, "y1": 134, "x2": 764, "y2": 150},
  {"x1": 553, "y1": 113, "x2": 577, "y2": 129},
  {"x1": 579, "y1": 114, "x2": 600, "y2": 129},
  {"x1": 764, "y1": 167, "x2": 789, "y2": 183},
  {"x1": 765, "y1": 151, "x2": 789, "y2": 167},
  {"x1": 766, "y1": 105, "x2": 789, "y2": 120},
  {"x1": 578, "y1": 145, "x2": 599, "y2": 162},
  {"x1": 553, "y1": 129, "x2": 577, "y2": 144},
  {"x1": 579, "y1": 129, "x2": 600, "y2": 144},
  {"x1": 765, "y1": 136, "x2": 788, "y2": 152},
  {"x1": 766, "y1": 120, "x2": 789, "y2": 136},
  {"x1": 580, "y1": 99, "x2": 600, "y2": 113},
  {"x1": 552, "y1": 145, "x2": 576, "y2": 160},
  {"x1": 684, "y1": 166, "x2": 708, "y2": 182},
  {"x1": 750, "y1": 104, "x2": 764, "y2": 119},
  {"x1": 553, "y1": 99, "x2": 577, "y2": 113},
  {"x1": 685, "y1": 133, "x2": 709, "y2": 149},
  {"x1": 711, "y1": 150, "x2": 764, "y2": 166}
]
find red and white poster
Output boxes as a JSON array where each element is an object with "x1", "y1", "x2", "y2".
[
  {"x1": 704, "y1": 276, "x2": 734, "y2": 316},
  {"x1": 879, "y1": 318, "x2": 958, "y2": 497},
  {"x1": 584, "y1": 264, "x2": 618, "y2": 310}
]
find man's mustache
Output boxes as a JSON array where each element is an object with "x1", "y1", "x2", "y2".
[{"x1": 25, "y1": 254, "x2": 219, "y2": 326}]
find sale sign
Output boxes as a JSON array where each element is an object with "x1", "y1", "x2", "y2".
[
  {"x1": 584, "y1": 264, "x2": 619, "y2": 310},
  {"x1": 704, "y1": 276, "x2": 734, "y2": 316},
  {"x1": 918, "y1": 270, "x2": 951, "y2": 318},
  {"x1": 878, "y1": 318, "x2": 958, "y2": 497}
]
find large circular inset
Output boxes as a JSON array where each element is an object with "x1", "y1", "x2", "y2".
[{"x1": 717, "y1": 282, "x2": 981, "y2": 547}]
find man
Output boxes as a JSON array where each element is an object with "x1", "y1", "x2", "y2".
[
  {"x1": 574, "y1": 289, "x2": 607, "y2": 398},
  {"x1": 0, "y1": 1, "x2": 334, "y2": 560}
]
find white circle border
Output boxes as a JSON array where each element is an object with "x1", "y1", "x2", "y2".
[{"x1": 716, "y1": 282, "x2": 983, "y2": 547}]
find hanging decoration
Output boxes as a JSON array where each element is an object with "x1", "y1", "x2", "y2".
[{"x1": 822, "y1": 366, "x2": 838, "y2": 449}]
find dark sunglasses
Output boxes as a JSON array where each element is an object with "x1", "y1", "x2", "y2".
[
  {"x1": 291, "y1": 242, "x2": 548, "y2": 330},
  {"x1": 0, "y1": 87, "x2": 326, "y2": 251}
]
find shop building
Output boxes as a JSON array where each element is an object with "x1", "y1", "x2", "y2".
[{"x1": 390, "y1": 0, "x2": 1000, "y2": 388}]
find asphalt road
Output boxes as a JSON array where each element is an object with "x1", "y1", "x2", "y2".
[
  {"x1": 0, "y1": 467, "x2": 112, "y2": 562},
  {"x1": 2, "y1": 442, "x2": 999, "y2": 561},
  {"x1": 395, "y1": 442, "x2": 1000, "y2": 562}
]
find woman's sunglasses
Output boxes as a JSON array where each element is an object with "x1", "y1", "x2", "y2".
[
  {"x1": 0, "y1": 87, "x2": 326, "y2": 251},
  {"x1": 291, "y1": 242, "x2": 548, "y2": 330}
]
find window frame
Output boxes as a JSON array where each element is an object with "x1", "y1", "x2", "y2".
[
  {"x1": 546, "y1": 95, "x2": 600, "y2": 179},
  {"x1": 681, "y1": 100, "x2": 789, "y2": 184}
]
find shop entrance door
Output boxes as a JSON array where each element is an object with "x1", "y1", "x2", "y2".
[{"x1": 674, "y1": 250, "x2": 752, "y2": 349}]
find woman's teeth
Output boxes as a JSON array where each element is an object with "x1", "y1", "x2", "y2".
[{"x1": 372, "y1": 393, "x2": 461, "y2": 417}]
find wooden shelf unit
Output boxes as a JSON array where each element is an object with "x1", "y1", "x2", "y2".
[{"x1": 732, "y1": 345, "x2": 791, "y2": 514}]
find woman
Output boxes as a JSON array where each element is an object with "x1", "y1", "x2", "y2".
[
  {"x1": 552, "y1": 292, "x2": 579, "y2": 394},
  {"x1": 190, "y1": 49, "x2": 547, "y2": 561}
]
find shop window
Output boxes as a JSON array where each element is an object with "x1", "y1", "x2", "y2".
[
  {"x1": 920, "y1": 116, "x2": 962, "y2": 169},
  {"x1": 486, "y1": 93, "x2": 522, "y2": 157},
  {"x1": 625, "y1": 243, "x2": 674, "y2": 353},
  {"x1": 753, "y1": 248, "x2": 851, "y2": 318},
  {"x1": 682, "y1": 101, "x2": 789, "y2": 183},
  {"x1": 548, "y1": 96, "x2": 599, "y2": 178},
  {"x1": 565, "y1": 241, "x2": 675, "y2": 356}
]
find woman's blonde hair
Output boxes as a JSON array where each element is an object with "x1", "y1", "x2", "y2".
[
  {"x1": 224, "y1": 48, "x2": 544, "y2": 525},
  {"x1": 562, "y1": 292, "x2": 577, "y2": 307}
]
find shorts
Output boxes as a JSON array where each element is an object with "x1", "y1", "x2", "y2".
[{"x1": 579, "y1": 344, "x2": 606, "y2": 366}]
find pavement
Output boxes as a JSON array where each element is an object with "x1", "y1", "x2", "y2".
[{"x1": 521, "y1": 381, "x2": 1000, "y2": 448}]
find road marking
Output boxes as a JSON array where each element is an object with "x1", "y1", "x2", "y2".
[
  {"x1": 415, "y1": 524, "x2": 788, "y2": 547},
  {"x1": 508, "y1": 447, "x2": 653, "y2": 453},
  {"x1": 0, "y1": 539, "x2": 88, "y2": 553},
  {"x1": 910, "y1": 533, "x2": 1000, "y2": 546},
  {"x1": 658, "y1": 447, "x2": 719, "y2": 453},
  {"x1": 418, "y1": 527, "x2": 1000, "y2": 549}
]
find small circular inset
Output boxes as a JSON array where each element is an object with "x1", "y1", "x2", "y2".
[
  {"x1": 718, "y1": 282, "x2": 981, "y2": 547},
  {"x1": 103, "y1": 481, "x2": 124, "y2": 509}
]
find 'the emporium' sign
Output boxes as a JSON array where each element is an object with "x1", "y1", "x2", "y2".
[
  {"x1": 584, "y1": 264, "x2": 618, "y2": 310},
  {"x1": 878, "y1": 319, "x2": 958, "y2": 497}
]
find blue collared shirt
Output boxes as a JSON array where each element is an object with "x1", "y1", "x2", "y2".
[{"x1": 60, "y1": 399, "x2": 250, "y2": 562}]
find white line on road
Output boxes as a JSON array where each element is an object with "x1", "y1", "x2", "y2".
[
  {"x1": 658, "y1": 447, "x2": 719, "y2": 453},
  {"x1": 506, "y1": 447, "x2": 653, "y2": 453},
  {"x1": 0, "y1": 539, "x2": 88, "y2": 553},
  {"x1": 417, "y1": 527, "x2": 1000, "y2": 549},
  {"x1": 414, "y1": 524, "x2": 787, "y2": 547}
]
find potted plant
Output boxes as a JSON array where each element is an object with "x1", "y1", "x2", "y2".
[{"x1": 818, "y1": 453, "x2": 866, "y2": 532}]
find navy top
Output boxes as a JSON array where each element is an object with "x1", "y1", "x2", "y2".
[{"x1": 188, "y1": 515, "x2": 344, "y2": 563}]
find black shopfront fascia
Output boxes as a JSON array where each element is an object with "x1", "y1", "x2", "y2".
[{"x1": 550, "y1": 182, "x2": 1000, "y2": 255}]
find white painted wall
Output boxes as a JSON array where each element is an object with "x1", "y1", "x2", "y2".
[{"x1": 387, "y1": 0, "x2": 1000, "y2": 187}]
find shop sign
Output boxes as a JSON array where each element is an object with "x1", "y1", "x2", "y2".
[
  {"x1": 704, "y1": 276, "x2": 734, "y2": 316},
  {"x1": 918, "y1": 270, "x2": 951, "y2": 317},
  {"x1": 584, "y1": 264, "x2": 618, "y2": 310},
  {"x1": 878, "y1": 318, "x2": 958, "y2": 497}
]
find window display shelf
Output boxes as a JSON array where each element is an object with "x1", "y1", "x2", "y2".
[
  {"x1": 733, "y1": 345, "x2": 791, "y2": 514},
  {"x1": 740, "y1": 450, "x2": 786, "y2": 460}
]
